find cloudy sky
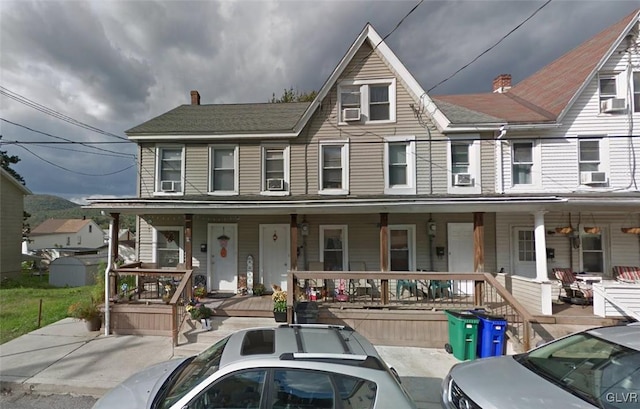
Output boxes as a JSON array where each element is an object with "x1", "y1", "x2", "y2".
[{"x1": 1, "y1": 0, "x2": 638, "y2": 203}]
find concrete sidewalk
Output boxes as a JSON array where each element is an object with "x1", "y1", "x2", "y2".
[{"x1": 0, "y1": 318, "x2": 459, "y2": 409}]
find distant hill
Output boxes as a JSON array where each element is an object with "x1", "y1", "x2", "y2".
[{"x1": 25, "y1": 194, "x2": 135, "y2": 232}]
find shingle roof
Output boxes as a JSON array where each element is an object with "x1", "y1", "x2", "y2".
[
  {"x1": 435, "y1": 8, "x2": 639, "y2": 125},
  {"x1": 126, "y1": 102, "x2": 311, "y2": 135},
  {"x1": 31, "y1": 219, "x2": 92, "y2": 235}
]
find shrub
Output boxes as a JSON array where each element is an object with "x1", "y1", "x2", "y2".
[{"x1": 67, "y1": 298, "x2": 100, "y2": 320}]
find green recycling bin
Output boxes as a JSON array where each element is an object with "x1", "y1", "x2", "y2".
[{"x1": 444, "y1": 310, "x2": 480, "y2": 361}]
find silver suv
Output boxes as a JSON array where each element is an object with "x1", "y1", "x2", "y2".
[
  {"x1": 441, "y1": 323, "x2": 640, "y2": 409},
  {"x1": 93, "y1": 324, "x2": 417, "y2": 409}
]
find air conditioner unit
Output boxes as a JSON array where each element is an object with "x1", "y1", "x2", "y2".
[
  {"x1": 454, "y1": 173, "x2": 473, "y2": 186},
  {"x1": 580, "y1": 171, "x2": 608, "y2": 185},
  {"x1": 267, "y1": 178, "x2": 284, "y2": 191},
  {"x1": 600, "y1": 98, "x2": 626, "y2": 113},
  {"x1": 342, "y1": 108, "x2": 361, "y2": 122},
  {"x1": 160, "y1": 180, "x2": 176, "y2": 192}
]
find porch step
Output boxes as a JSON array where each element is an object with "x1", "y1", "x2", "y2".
[{"x1": 174, "y1": 316, "x2": 278, "y2": 357}]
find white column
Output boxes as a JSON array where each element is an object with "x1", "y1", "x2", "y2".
[{"x1": 534, "y1": 211, "x2": 548, "y2": 282}]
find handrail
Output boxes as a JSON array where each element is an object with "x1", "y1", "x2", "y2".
[{"x1": 169, "y1": 269, "x2": 193, "y2": 346}]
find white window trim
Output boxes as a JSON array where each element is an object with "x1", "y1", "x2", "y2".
[
  {"x1": 337, "y1": 78, "x2": 396, "y2": 125},
  {"x1": 208, "y1": 145, "x2": 239, "y2": 196},
  {"x1": 577, "y1": 136, "x2": 610, "y2": 187},
  {"x1": 152, "y1": 226, "x2": 184, "y2": 266},
  {"x1": 319, "y1": 225, "x2": 348, "y2": 271},
  {"x1": 447, "y1": 134, "x2": 481, "y2": 194},
  {"x1": 154, "y1": 145, "x2": 185, "y2": 196},
  {"x1": 383, "y1": 135, "x2": 416, "y2": 195},
  {"x1": 260, "y1": 144, "x2": 290, "y2": 196},
  {"x1": 578, "y1": 226, "x2": 608, "y2": 275},
  {"x1": 388, "y1": 225, "x2": 416, "y2": 271},
  {"x1": 598, "y1": 72, "x2": 622, "y2": 114},
  {"x1": 508, "y1": 139, "x2": 541, "y2": 190},
  {"x1": 318, "y1": 139, "x2": 349, "y2": 195}
]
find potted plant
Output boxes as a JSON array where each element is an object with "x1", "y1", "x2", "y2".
[
  {"x1": 253, "y1": 283, "x2": 266, "y2": 296},
  {"x1": 186, "y1": 303, "x2": 214, "y2": 330},
  {"x1": 272, "y1": 286, "x2": 287, "y2": 322},
  {"x1": 193, "y1": 286, "x2": 207, "y2": 300},
  {"x1": 68, "y1": 298, "x2": 102, "y2": 331}
]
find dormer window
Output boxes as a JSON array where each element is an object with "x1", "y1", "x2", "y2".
[{"x1": 338, "y1": 79, "x2": 396, "y2": 124}]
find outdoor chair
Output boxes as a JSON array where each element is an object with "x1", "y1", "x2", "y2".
[
  {"x1": 552, "y1": 268, "x2": 593, "y2": 304},
  {"x1": 612, "y1": 266, "x2": 640, "y2": 284},
  {"x1": 349, "y1": 261, "x2": 373, "y2": 301},
  {"x1": 396, "y1": 279, "x2": 417, "y2": 299},
  {"x1": 428, "y1": 280, "x2": 452, "y2": 299}
]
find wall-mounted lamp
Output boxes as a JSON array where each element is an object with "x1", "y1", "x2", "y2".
[
  {"x1": 200, "y1": 243, "x2": 207, "y2": 253},
  {"x1": 300, "y1": 222, "x2": 310, "y2": 236},
  {"x1": 427, "y1": 221, "x2": 437, "y2": 237}
]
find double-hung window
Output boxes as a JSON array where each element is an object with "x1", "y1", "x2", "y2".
[
  {"x1": 262, "y1": 145, "x2": 289, "y2": 195},
  {"x1": 447, "y1": 135, "x2": 481, "y2": 193},
  {"x1": 512, "y1": 141, "x2": 534, "y2": 185},
  {"x1": 155, "y1": 227, "x2": 183, "y2": 268},
  {"x1": 388, "y1": 225, "x2": 415, "y2": 271},
  {"x1": 599, "y1": 74, "x2": 619, "y2": 113},
  {"x1": 338, "y1": 79, "x2": 396, "y2": 124},
  {"x1": 578, "y1": 137, "x2": 609, "y2": 185},
  {"x1": 319, "y1": 141, "x2": 349, "y2": 195},
  {"x1": 209, "y1": 145, "x2": 238, "y2": 195},
  {"x1": 384, "y1": 136, "x2": 416, "y2": 194},
  {"x1": 634, "y1": 72, "x2": 640, "y2": 113},
  {"x1": 320, "y1": 225, "x2": 347, "y2": 271},
  {"x1": 579, "y1": 139, "x2": 601, "y2": 172},
  {"x1": 581, "y1": 232, "x2": 604, "y2": 274},
  {"x1": 156, "y1": 146, "x2": 184, "y2": 194}
]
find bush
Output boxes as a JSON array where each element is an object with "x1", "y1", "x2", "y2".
[
  {"x1": 67, "y1": 298, "x2": 100, "y2": 320},
  {"x1": 186, "y1": 303, "x2": 213, "y2": 320},
  {"x1": 253, "y1": 283, "x2": 265, "y2": 296}
]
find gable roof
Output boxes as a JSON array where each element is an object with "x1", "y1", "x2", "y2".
[
  {"x1": 434, "y1": 8, "x2": 640, "y2": 127},
  {"x1": 1, "y1": 167, "x2": 31, "y2": 195},
  {"x1": 31, "y1": 219, "x2": 95, "y2": 235}
]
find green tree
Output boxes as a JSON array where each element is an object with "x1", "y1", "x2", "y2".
[
  {"x1": 270, "y1": 87, "x2": 317, "y2": 103},
  {"x1": 1, "y1": 148, "x2": 25, "y2": 185}
]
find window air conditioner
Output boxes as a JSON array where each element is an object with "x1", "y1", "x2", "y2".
[
  {"x1": 160, "y1": 180, "x2": 176, "y2": 192},
  {"x1": 580, "y1": 171, "x2": 607, "y2": 185},
  {"x1": 342, "y1": 108, "x2": 361, "y2": 122},
  {"x1": 600, "y1": 98, "x2": 626, "y2": 113},
  {"x1": 454, "y1": 173, "x2": 473, "y2": 186},
  {"x1": 267, "y1": 178, "x2": 284, "y2": 191}
]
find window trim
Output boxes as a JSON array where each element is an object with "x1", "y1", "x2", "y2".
[
  {"x1": 337, "y1": 79, "x2": 396, "y2": 125},
  {"x1": 208, "y1": 145, "x2": 239, "y2": 196},
  {"x1": 152, "y1": 226, "x2": 184, "y2": 267},
  {"x1": 318, "y1": 140, "x2": 349, "y2": 195},
  {"x1": 447, "y1": 134, "x2": 481, "y2": 194},
  {"x1": 384, "y1": 135, "x2": 416, "y2": 195},
  {"x1": 577, "y1": 136, "x2": 610, "y2": 187},
  {"x1": 319, "y1": 225, "x2": 348, "y2": 271},
  {"x1": 579, "y1": 227, "x2": 607, "y2": 275},
  {"x1": 260, "y1": 144, "x2": 290, "y2": 196},
  {"x1": 633, "y1": 71, "x2": 640, "y2": 113},
  {"x1": 598, "y1": 73, "x2": 620, "y2": 114},
  {"x1": 388, "y1": 225, "x2": 416, "y2": 271},
  {"x1": 155, "y1": 145, "x2": 185, "y2": 196},
  {"x1": 509, "y1": 139, "x2": 541, "y2": 189}
]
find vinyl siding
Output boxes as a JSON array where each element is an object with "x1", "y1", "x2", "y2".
[
  {"x1": 0, "y1": 176, "x2": 26, "y2": 278},
  {"x1": 185, "y1": 145, "x2": 208, "y2": 195},
  {"x1": 139, "y1": 144, "x2": 156, "y2": 198},
  {"x1": 239, "y1": 144, "x2": 261, "y2": 194},
  {"x1": 593, "y1": 282, "x2": 640, "y2": 318}
]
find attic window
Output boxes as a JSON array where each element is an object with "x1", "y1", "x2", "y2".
[{"x1": 338, "y1": 79, "x2": 396, "y2": 124}]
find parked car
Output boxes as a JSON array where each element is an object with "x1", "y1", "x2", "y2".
[
  {"x1": 93, "y1": 324, "x2": 417, "y2": 409},
  {"x1": 441, "y1": 322, "x2": 640, "y2": 409}
]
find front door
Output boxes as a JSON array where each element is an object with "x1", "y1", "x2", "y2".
[
  {"x1": 512, "y1": 227, "x2": 536, "y2": 279},
  {"x1": 260, "y1": 224, "x2": 290, "y2": 291},
  {"x1": 208, "y1": 224, "x2": 238, "y2": 292},
  {"x1": 447, "y1": 222, "x2": 474, "y2": 295}
]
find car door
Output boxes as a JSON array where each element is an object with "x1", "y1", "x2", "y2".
[{"x1": 186, "y1": 369, "x2": 266, "y2": 409}]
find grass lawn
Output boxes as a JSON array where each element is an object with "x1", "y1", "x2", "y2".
[{"x1": 0, "y1": 272, "x2": 95, "y2": 344}]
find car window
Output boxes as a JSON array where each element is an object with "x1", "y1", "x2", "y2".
[
  {"x1": 271, "y1": 369, "x2": 334, "y2": 408},
  {"x1": 189, "y1": 369, "x2": 266, "y2": 409},
  {"x1": 522, "y1": 333, "x2": 640, "y2": 409},
  {"x1": 334, "y1": 374, "x2": 377, "y2": 409}
]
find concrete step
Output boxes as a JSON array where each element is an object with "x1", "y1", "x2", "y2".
[{"x1": 174, "y1": 316, "x2": 278, "y2": 357}]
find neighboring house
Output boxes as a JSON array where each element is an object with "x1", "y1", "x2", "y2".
[
  {"x1": 29, "y1": 218, "x2": 105, "y2": 250},
  {"x1": 0, "y1": 167, "x2": 32, "y2": 279},
  {"x1": 90, "y1": 9, "x2": 640, "y2": 317}
]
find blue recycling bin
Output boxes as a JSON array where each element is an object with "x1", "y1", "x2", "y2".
[{"x1": 470, "y1": 311, "x2": 507, "y2": 358}]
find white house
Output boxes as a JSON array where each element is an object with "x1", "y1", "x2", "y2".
[{"x1": 29, "y1": 218, "x2": 105, "y2": 250}]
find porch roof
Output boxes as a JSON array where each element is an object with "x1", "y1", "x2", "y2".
[{"x1": 86, "y1": 193, "x2": 639, "y2": 215}]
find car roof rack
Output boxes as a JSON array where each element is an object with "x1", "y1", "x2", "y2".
[
  {"x1": 279, "y1": 323, "x2": 355, "y2": 331},
  {"x1": 278, "y1": 352, "x2": 385, "y2": 370}
]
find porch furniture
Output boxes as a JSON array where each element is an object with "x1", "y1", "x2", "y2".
[
  {"x1": 552, "y1": 268, "x2": 593, "y2": 305},
  {"x1": 396, "y1": 279, "x2": 417, "y2": 299},
  {"x1": 348, "y1": 261, "x2": 373, "y2": 301},
  {"x1": 575, "y1": 273, "x2": 603, "y2": 285},
  {"x1": 428, "y1": 280, "x2": 452, "y2": 299},
  {"x1": 612, "y1": 266, "x2": 640, "y2": 284}
]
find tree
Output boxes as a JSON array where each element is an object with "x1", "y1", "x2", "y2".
[
  {"x1": 270, "y1": 87, "x2": 317, "y2": 103},
  {"x1": 1, "y1": 148, "x2": 25, "y2": 185}
]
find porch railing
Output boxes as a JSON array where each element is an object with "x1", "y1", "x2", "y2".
[{"x1": 287, "y1": 271, "x2": 537, "y2": 350}]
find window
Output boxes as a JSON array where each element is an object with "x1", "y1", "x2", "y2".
[
  {"x1": 634, "y1": 72, "x2": 640, "y2": 113},
  {"x1": 262, "y1": 145, "x2": 289, "y2": 195},
  {"x1": 190, "y1": 370, "x2": 266, "y2": 409},
  {"x1": 155, "y1": 227, "x2": 183, "y2": 268},
  {"x1": 338, "y1": 79, "x2": 396, "y2": 123},
  {"x1": 77, "y1": 236, "x2": 82, "y2": 245},
  {"x1": 272, "y1": 369, "x2": 334, "y2": 409},
  {"x1": 518, "y1": 230, "x2": 536, "y2": 262},
  {"x1": 66, "y1": 236, "x2": 70, "y2": 246},
  {"x1": 89, "y1": 225, "x2": 92, "y2": 233},
  {"x1": 512, "y1": 142, "x2": 533, "y2": 185},
  {"x1": 599, "y1": 74, "x2": 618, "y2": 113},
  {"x1": 320, "y1": 225, "x2": 347, "y2": 271},
  {"x1": 319, "y1": 141, "x2": 349, "y2": 194},
  {"x1": 579, "y1": 139, "x2": 601, "y2": 172},
  {"x1": 581, "y1": 232, "x2": 604, "y2": 274},
  {"x1": 389, "y1": 225, "x2": 415, "y2": 271},
  {"x1": 447, "y1": 135, "x2": 481, "y2": 193},
  {"x1": 384, "y1": 136, "x2": 416, "y2": 194},
  {"x1": 209, "y1": 145, "x2": 238, "y2": 195},
  {"x1": 156, "y1": 146, "x2": 184, "y2": 194}
]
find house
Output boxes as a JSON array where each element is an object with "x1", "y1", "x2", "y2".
[
  {"x1": 89, "y1": 9, "x2": 640, "y2": 319},
  {"x1": 0, "y1": 167, "x2": 32, "y2": 279},
  {"x1": 29, "y1": 218, "x2": 105, "y2": 250}
]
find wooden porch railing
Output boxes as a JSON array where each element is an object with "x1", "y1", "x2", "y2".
[{"x1": 288, "y1": 270, "x2": 536, "y2": 351}]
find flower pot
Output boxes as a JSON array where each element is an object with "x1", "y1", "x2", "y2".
[
  {"x1": 273, "y1": 311, "x2": 287, "y2": 323},
  {"x1": 85, "y1": 317, "x2": 101, "y2": 332},
  {"x1": 200, "y1": 318, "x2": 212, "y2": 331}
]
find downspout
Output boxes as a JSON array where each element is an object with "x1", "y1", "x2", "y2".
[
  {"x1": 104, "y1": 217, "x2": 114, "y2": 336},
  {"x1": 496, "y1": 125, "x2": 507, "y2": 194}
]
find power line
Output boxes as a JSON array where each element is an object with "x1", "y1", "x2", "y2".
[{"x1": 427, "y1": 0, "x2": 553, "y2": 93}]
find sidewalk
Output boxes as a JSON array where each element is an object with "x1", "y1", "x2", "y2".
[{"x1": 0, "y1": 318, "x2": 459, "y2": 409}]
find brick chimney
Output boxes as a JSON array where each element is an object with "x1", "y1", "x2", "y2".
[
  {"x1": 190, "y1": 90, "x2": 200, "y2": 105},
  {"x1": 492, "y1": 74, "x2": 512, "y2": 93}
]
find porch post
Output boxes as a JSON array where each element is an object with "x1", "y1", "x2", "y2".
[
  {"x1": 185, "y1": 214, "x2": 193, "y2": 269},
  {"x1": 380, "y1": 213, "x2": 389, "y2": 304},
  {"x1": 473, "y1": 212, "x2": 484, "y2": 306},
  {"x1": 533, "y1": 211, "x2": 548, "y2": 282},
  {"x1": 289, "y1": 214, "x2": 298, "y2": 324},
  {"x1": 109, "y1": 213, "x2": 120, "y2": 299}
]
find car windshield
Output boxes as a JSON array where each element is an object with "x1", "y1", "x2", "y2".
[
  {"x1": 154, "y1": 335, "x2": 230, "y2": 409},
  {"x1": 517, "y1": 332, "x2": 640, "y2": 409}
]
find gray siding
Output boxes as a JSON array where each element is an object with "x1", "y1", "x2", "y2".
[
  {"x1": 0, "y1": 176, "x2": 26, "y2": 278},
  {"x1": 185, "y1": 145, "x2": 208, "y2": 195}
]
